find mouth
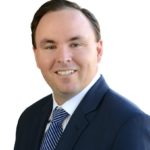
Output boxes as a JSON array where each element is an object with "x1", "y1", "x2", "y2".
[
  {"x1": 56, "y1": 70, "x2": 76, "y2": 76},
  {"x1": 55, "y1": 70, "x2": 77, "y2": 77}
]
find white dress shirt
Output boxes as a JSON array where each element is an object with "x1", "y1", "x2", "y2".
[{"x1": 45, "y1": 72, "x2": 101, "y2": 132}]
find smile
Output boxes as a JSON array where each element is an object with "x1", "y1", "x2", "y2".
[
  {"x1": 56, "y1": 70, "x2": 76, "y2": 77},
  {"x1": 56, "y1": 70, "x2": 75, "y2": 75}
]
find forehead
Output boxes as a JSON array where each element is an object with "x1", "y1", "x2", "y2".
[{"x1": 35, "y1": 8, "x2": 95, "y2": 43}]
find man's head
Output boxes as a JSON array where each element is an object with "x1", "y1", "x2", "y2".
[{"x1": 31, "y1": 0, "x2": 103, "y2": 104}]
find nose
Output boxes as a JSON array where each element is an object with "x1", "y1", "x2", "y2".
[{"x1": 56, "y1": 46, "x2": 72, "y2": 64}]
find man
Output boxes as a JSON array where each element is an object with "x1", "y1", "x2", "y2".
[{"x1": 14, "y1": 0, "x2": 150, "y2": 149}]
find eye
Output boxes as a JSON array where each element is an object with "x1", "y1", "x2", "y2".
[
  {"x1": 46, "y1": 46, "x2": 55, "y2": 49},
  {"x1": 70, "y1": 43, "x2": 81, "y2": 48}
]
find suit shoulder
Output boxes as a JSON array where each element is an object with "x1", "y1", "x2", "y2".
[
  {"x1": 102, "y1": 89, "x2": 147, "y2": 122},
  {"x1": 19, "y1": 94, "x2": 52, "y2": 119}
]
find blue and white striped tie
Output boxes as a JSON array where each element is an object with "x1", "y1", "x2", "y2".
[{"x1": 40, "y1": 107, "x2": 69, "y2": 150}]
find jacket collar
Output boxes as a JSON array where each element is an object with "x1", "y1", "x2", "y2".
[{"x1": 55, "y1": 75, "x2": 109, "y2": 150}]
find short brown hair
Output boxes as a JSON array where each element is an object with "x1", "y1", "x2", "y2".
[{"x1": 31, "y1": 0, "x2": 101, "y2": 49}]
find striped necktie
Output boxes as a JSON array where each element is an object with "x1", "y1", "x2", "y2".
[{"x1": 40, "y1": 107, "x2": 69, "y2": 150}]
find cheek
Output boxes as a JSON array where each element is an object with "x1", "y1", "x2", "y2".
[
  {"x1": 73, "y1": 48, "x2": 91, "y2": 62},
  {"x1": 39, "y1": 61, "x2": 52, "y2": 82},
  {"x1": 37, "y1": 52, "x2": 54, "y2": 71},
  {"x1": 73, "y1": 53, "x2": 94, "y2": 74}
]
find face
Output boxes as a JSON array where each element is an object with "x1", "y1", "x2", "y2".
[{"x1": 33, "y1": 8, "x2": 103, "y2": 104}]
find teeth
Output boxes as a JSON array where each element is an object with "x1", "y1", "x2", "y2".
[{"x1": 57, "y1": 70, "x2": 75, "y2": 75}]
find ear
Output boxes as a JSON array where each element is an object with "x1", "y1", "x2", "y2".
[
  {"x1": 32, "y1": 47, "x2": 40, "y2": 69},
  {"x1": 96, "y1": 40, "x2": 103, "y2": 63}
]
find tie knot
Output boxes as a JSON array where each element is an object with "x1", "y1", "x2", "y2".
[{"x1": 52, "y1": 107, "x2": 69, "y2": 124}]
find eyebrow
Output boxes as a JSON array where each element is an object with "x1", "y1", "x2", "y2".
[{"x1": 39, "y1": 36, "x2": 85, "y2": 47}]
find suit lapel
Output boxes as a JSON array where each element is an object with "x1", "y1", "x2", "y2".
[
  {"x1": 55, "y1": 75, "x2": 109, "y2": 150},
  {"x1": 29, "y1": 95, "x2": 53, "y2": 150}
]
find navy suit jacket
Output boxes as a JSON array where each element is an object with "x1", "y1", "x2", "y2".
[{"x1": 14, "y1": 75, "x2": 150, "y2": 150}]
